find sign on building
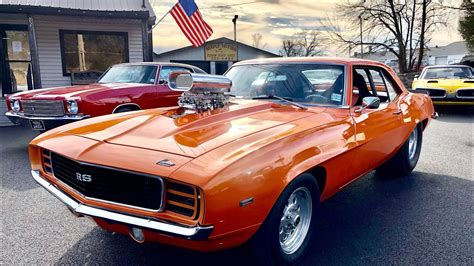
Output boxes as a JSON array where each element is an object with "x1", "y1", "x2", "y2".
[{"x1": 205, "y1": 43, "x2": 237, "y2": 61}]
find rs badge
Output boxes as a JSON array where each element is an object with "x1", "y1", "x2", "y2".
[{"x1": 76, "y1": 173, "x2": 92, "y2": 182}]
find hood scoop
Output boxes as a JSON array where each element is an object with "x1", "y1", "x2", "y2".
[{"x1": 168, "y1": 71, "x2": 232, "y2": 115}]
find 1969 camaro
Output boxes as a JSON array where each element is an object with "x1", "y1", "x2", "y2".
[
  {"x1": 411, "y1": 65, "x2": 474, "y2": 105},
  {"x1": 29, "y1": 58, "x2": 437, "y2": 265},
  {"x1": 6, "y1": 62, "x2": 205, "y2": 131}
]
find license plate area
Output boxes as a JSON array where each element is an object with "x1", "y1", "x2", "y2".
[{"x1": 29, "y1": 120, "x2": 45, "y2": 131}]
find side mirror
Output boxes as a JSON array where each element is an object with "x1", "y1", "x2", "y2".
[
  {"x1": 414, "y1": 74, "x2": 419, "y2": 79},
  {"x1": 362, "y1": 96, "x2": 380, "y2": 109},
  {"x1": 355, "y1": 96, "x2": 380, "y2": 113},
  {"x1": 158, "y1": 79, "x2": 168, "y2": 85}
]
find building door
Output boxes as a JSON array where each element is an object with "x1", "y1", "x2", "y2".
[
  {"x1": 215, "y1": 61, "x2": 229, "y2": 75},
  {"x1": 0, "y1": 25, "x2": 33, "y2": 97}
]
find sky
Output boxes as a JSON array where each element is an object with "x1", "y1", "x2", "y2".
[{"x1": 150, "y1": 0, "x2": 464, "y2": 56}]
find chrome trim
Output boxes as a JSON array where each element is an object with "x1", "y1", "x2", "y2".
[
  {"x1": 5, "y1": 111, "x2": 89, "y2": 121},
  {"x1": 455, "y1": 88, "x2": 474, "y2": 99},
  {"x1": 48, "y1": 152, "x2": 165, "y2": 213},
  {"x1": 21, "y1": 99, "x2": 65, "y2": 116},
  {"x1": 168, "y1": 72, "x2": 232, "y2": 92},
  {"x1": 31, "y1": 170, "x2": 213, "y2": 240},
  {"x1": 112, "y1": 103, "x2": 142, "y2": 113}
]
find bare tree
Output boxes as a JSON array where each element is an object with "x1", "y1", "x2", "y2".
[
  {"x1": 295, "y1": 30, "x2": 325, "y2": 56},
  {"x1": 279, "y1": 39, "x2": 302, "y2": 57},
  {"x1": 251, "y1": 33, "x2": 267, "y2": 49},
  {"x1": 327, "y1": 0, "x2": 450, "y2": 73},
  {"x1": 279, "y1": 30, "x2": 325, "y2": 57}
]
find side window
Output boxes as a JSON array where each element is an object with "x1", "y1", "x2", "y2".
[
  {"x1": 366, "y1": 68, "x2": 400, "y2": 103},
  {"x1": 381, "y1": 71, "x2": 400, "y2": 101},
  {"x1": 352, "y1": 68, "x2": 373, "y2": 106},
  {"x1": 158, "y1": 66, "x2": 191, "y2": 83},
  {"x1": 369, "y1": 69, "x2": 389, "y2": 102}
]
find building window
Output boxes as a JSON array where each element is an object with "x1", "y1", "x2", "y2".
[{"x1": 59, "y1": 30, "x2": 129, "y2": 76}]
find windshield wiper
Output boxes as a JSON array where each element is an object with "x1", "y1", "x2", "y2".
[{"x1": 252, "y1": 95, "x2": 307, "y2": 110}]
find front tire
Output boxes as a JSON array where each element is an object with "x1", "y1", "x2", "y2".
[
  {"x1": 250, "y1": 173, "x2": 319, "y2": 265},
  {"x1": 376, "y1": 123, "x2": 423, "y2": 176}
]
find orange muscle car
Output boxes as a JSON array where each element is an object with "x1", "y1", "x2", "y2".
[{"x1": 29, "y1": 58, "x2": 437, "y2": 265}]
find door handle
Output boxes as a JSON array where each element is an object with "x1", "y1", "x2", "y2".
[{"x1": 393, "y1": 110, "x2": 402, "y2": 115}]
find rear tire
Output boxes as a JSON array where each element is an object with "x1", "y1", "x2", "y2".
[
  {"x1": 250, "y1": 173, "x2": 319, "y2": 266},
  {"x1": 376, "y1": 123, "x2": 423, "y2": 176}
]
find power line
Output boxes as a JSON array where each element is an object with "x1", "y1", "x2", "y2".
[{"x1": 210, "y1": 1, "x2": 268, "y2": 9}]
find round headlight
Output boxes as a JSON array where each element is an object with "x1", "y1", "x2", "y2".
[
  {"x1": 67, "y1": 100, "x2": 79, "y2": 114},
  {"x1": 11, "y1": 99, "x2": 20, "y2": 113}
]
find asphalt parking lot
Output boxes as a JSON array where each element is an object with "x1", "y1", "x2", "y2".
[{"x1": 1, "y1": 106, "x2": 473, "y2": 265}]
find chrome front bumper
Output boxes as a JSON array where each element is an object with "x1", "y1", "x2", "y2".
[
  {"x1": 5, "y1": 111, "x2": 89, "y2": 121},
  {"x1": 6, "y1": 112, "x2": 90, "y2": 130},
  {"x1": 31, "y1": 170, "x2": 213, "y2": 240}
]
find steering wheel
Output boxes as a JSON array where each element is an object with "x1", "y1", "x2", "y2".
[{"x1": 305, "y1": 94, "x2": 330, "y2": 104}]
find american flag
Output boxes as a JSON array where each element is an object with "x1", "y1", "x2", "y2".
[{"x1": 170, "y1": 0, "x2": 213, "y2": 47}]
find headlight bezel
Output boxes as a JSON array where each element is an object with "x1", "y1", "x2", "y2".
[
  {"x1": 10, "y1": 99, "x2": 20, "y2": 113},
  {"x1": 66, "y1": 99, "x2": 79, "y2": 114}
]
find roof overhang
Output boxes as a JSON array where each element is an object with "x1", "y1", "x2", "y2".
[{"x1": 0, "y1": 5, "x2": 152, "y2": 20}]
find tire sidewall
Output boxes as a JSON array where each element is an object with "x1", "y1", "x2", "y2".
[
  {"x1": 406, "y1": 123, "x2": 423, "y2": 170},
  {"x1": 267, "y1": 174, "x2": 320, "y2": 265}
]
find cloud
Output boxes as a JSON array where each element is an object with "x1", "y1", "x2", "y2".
[{"x1": 151, "y1": 0, "x2": 462, "y2": 55}]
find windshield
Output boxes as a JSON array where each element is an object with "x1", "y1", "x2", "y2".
[
  {"x1": 225, "y1": 64, "x2": 345, "y2": 106},
  {"x1": 421, "y1": 67, "x2": 473, "y2": 79},
  {"x1": 98, "y1": 65, "x2": 158, "y2": 84}
]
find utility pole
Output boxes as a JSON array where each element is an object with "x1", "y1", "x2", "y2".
[
  {"x1": 359, "y1": 15, "x2": 363, "y2": 59},
  {"x1": 232, "y1": 15, "x2": 238, "y2": 41}
]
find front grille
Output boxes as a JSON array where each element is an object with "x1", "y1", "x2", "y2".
[
  {"x1": 416, "y1": 88, "x2": 446, "y2": 98},
  {"x1": 47, "y1": 151, "x2": 163, "y2": 211},
  {"x1": 22, "y1": 100, "x2": 65, "y2": 117},
  {"x1": 42, "y1": 150, "x2": 52, "y2": 174},
  {"x1": 456, "y1": 89, "x2": 474, "y2": 98},
  {"x1": 166, "y1": 181, "x2": 200, "y2": 219}
]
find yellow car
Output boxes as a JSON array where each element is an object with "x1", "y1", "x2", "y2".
[{"x1": 412, "y1": 65, "x2": 474, "y2": 105}]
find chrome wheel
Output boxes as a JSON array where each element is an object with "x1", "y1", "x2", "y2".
[
  {"x1": 279, "y1": 187, "x2": 312, "y2": 255},
  {"x1": 408, "y1": 126, "x2": 418, "y2": 160}
]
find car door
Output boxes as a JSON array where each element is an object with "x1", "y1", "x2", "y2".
[
  {"x1": 155, "y1": 66, "x2": 194, "y2": 107},
  {"x1": 349, "y1": 65, "x2": 406, "y2": 177}
]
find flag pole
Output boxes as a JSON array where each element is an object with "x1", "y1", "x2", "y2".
[{"x1": 151, "y1": 6, "x2": 173, "y2": 30}]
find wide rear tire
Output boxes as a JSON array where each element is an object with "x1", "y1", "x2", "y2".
[
  {"x1": 376, "y1": 123, "x2": 423, "y2": 176},
  {"x1": 250, "y1": 173, "x2": 320, "y2": 266}
]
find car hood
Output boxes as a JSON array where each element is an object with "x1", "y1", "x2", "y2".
[
  {"x1": 59, "y1": 100, "x2": 319, "y2": 158},
  {"x1": 413, "y1": 79, "x2": 474, "y2": 93},
  {"x1": 11, "y1": 83, "x2": 148, "y2": 100}
]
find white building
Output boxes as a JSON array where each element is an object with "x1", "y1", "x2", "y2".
[
  {"x1": 361, "y1": 41, "x2": 471, "y2": 71},
  {"x1": 425, "y1": 41, "x2": 469, "y2": 65},
  {"x1": 0, "y1": 0, "x2": 155, "y2": 96}
]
